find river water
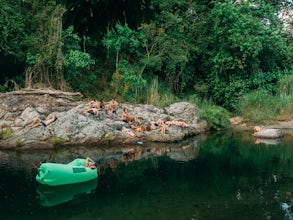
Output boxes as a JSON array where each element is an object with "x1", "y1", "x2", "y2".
[{"x1": 1, "y1": 130, "x2": 293, "y2": 220}]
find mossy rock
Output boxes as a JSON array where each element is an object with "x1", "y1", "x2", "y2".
[
  {"x1": 0, "y1": 128, "x2": 13, "y2": 140},
  {"x1": 51, "y1": 136, "x2": 65, "y2": 147},
  {"x1": 101, "y1": 134, "x2": 115, "y2": 143}
]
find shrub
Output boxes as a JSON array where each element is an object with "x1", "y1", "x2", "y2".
[
  {"x1": 199, "y1": 100, "x2": 231, "y2": 130},
  {"x1": 187, "y1": 94, "x2": 203, "y2": 106}
]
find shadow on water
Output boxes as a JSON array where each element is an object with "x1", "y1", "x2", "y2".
[{"x1": 1, "y1": 130, "x2": 293, "y2": 219}]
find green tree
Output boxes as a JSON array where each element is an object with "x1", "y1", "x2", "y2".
[
  {"x1": 148, "y1": 0, "x2": 195, "y2": 94},
  {"x1": 199, "y1": 0, "x2": 288, "y2": 110},
  {"x1": 102, "y1": 23, "x2": 147, "y2": 100},
  {"x1": 63, "y1": 26, "x2": 95, "y2": 92},
  {"x1": 24, "y1": 1, "x2": 67, "y2": 89},
  {"x1": 24, "y1": 1, "x2": 94, "y2": 91},
  {"x1": 0, "y1": 0, "x2": 26, "y2": 59}
]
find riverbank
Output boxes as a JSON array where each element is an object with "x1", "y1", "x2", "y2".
[{"x1": 230, "y1": 116, "x2": 293, "y2": 137}]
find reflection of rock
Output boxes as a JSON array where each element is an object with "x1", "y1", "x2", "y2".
[
  {"x1": 281, "y1": 202, "x2": 293, "y2": 220},
  {"x1": 254, "y1": 138, "x2": 281, "y2": 145},
  {"x1": 166, "y1": 144, "x2": 199, "y2": 162},
  {"x1": 0, "y1": 136, "x2": 201, "y2": 176},
  {"x1": 253, "y1": 129, "x2": 284, "y2": 139},
  {"x1": 117, "y1": 139, "x2": 199, "y2": 164},
  {"x1": 36, "y1": 178, "x2": 97, "y2": 207}
]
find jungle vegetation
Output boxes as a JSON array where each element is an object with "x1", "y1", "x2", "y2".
[{"x1": 1, "y1": 0, "x2": 293, "y2": 129}]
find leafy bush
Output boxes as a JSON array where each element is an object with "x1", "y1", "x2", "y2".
[
  {"x1": 207, "y1": 76, "x2": 249, "y2": 112},
  {"x1": 200, "y1": 100, "x2": 231, "y2": 130},
  {"x1": 64, "y1": 50, "x2": 95, "y2": 92},
  {"x1": 187, "y1": 94, "x2": 202, "y2": 106},
  {"x1": 208, "y1": 71, "x2": 280, "y2": 112},
  {"x1": 248, "y1": 71, "x2": 279, "y2": 95}
]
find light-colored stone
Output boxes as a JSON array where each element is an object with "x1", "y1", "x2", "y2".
[{"x1": 253, "y1": 128, "x2": 284, "y2": 139}]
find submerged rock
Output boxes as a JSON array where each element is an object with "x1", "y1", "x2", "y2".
[{"x1": 0, "y1": 89, "x2": 207, "y2": 150}]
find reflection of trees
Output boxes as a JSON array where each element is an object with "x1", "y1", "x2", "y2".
[
  {"x1": 199, "y1": 131, "x2": 293, "y2": 175},
  {"x1": 97, "y1": 133, "x2": 293, "y2": 220},
  {"x1": 2, "y1": 131, "x2": 293, "y2": 219},
  {"x1": 197, "y1": 131, "x2": 293, "y2": 219},
  {"x1": 0, "y1": 151, "x2": 38, "y2": 186}
]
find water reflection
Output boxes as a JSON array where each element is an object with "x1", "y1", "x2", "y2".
[
  {"x1": 254, "y1": 138, "x2": 281, "y2": 145},
  {"x1": 1, "y1": 131, "x2": 293, "y2": 220},
  {"x1": 282, "y1": 202, "x2": 293, "y2": 220},
  {"x1": 36, "y1": 179, "x2": 97, "y2": 207}
]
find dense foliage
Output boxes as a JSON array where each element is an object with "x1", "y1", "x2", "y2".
[{"x1": 1, "y1": 0, "x2": 293, "y2": 127}]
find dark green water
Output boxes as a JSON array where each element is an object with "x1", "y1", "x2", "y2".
[{"x1": 1, "y1": 130, "x2": 293, "y2": 220}]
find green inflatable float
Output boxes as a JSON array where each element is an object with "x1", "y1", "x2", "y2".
[{"x1": 36, "y1": 158, "x2": 98, "y2": 186}]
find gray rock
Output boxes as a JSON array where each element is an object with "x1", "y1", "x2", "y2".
[
  {"x1": 16, "y1": 107, "x2": 40, "y2": 127},
  {"x1": 165, "y1": 102, "x2": 199, "y2": 123},
  {"x1": 0, "y1": 89, "x2": 207, "y2": 149},
  {"x1": 0, "y1": 120, "x2": 13, "y2": 128},
  {"x1": 252, "y1": 128, "x2": 284, "y2": 139}
]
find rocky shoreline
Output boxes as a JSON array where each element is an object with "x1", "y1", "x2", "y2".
[
  {"x1": 0, "y1": 89, "x2": 208, "y2": 150},
  {"x1": 230, "y1": 116, "x2": 293, "y2": 134}
]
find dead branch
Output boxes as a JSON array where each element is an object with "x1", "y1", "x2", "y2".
[{"x1": 3, "y1": 88, "x2": 83, "y2": 98}]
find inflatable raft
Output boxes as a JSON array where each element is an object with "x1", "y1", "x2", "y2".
[{"x1": 36, "y1": 158, "x2": 98, "y2": 186}]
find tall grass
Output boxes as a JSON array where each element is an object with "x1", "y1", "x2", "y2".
[
  {"x1": 278, "y1": 72, "x2": 293, "y2": 97},
  {"x1": 238, "y1": 89, "x2": 293, "y2": 123},
  {"x1": 276, "y1": 72, "x2": 293, "y2": 120},
  {"x1": 146, "y1": 77, "x2": 178, "y2": 107},
  {"x1": 146, "y1": 76, "x2": 160, "y2": 105}
]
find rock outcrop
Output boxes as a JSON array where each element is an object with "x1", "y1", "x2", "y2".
[{"x1": 0, "y1": 89, "x2": 207, "y2": 150}]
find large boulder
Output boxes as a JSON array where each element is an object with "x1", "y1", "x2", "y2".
[
  {"x1": 0, "y1": 89, "x2": 207, "y2": 150},
  {"x1": 165, "y1": 102, "x2": 199, "y2": 124}
]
